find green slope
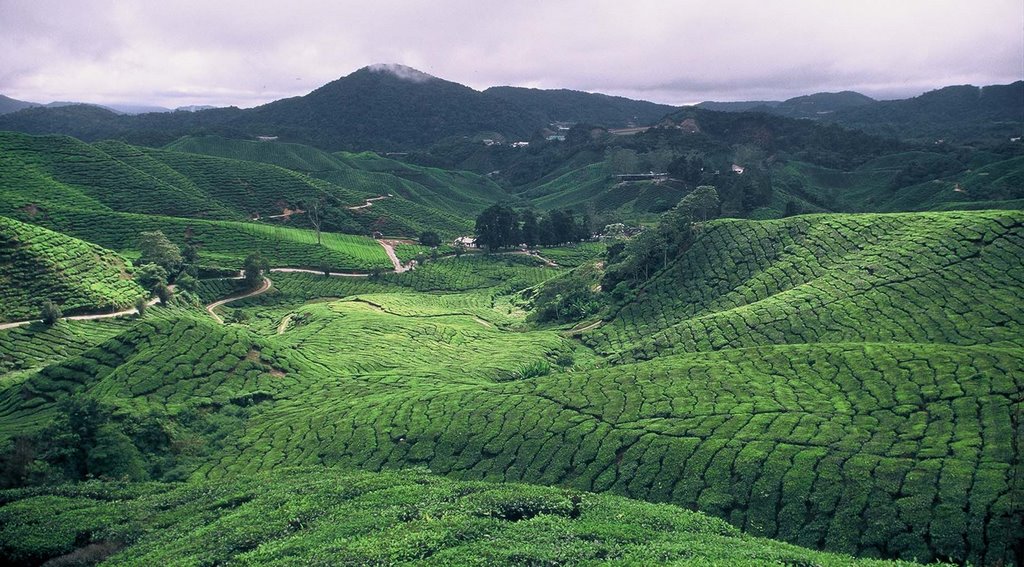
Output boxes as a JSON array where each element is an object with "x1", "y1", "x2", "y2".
[
  {"x1": 164, "y1": 135, "x2": 505, "y2": 234},
  {"x1": 590, "y1": 211, "x2": 1024, "y2": 360},
  {"x1": 0, "y1": 467, "x2": 915, "y2": 566},
  {"x1": 11, "y1": 208, "x2": 391, "y2": 272},
  {"x1": 0, "y1": 216, "x2": 145, "y2": 322},
  {"x1": 0, "y1": 213, "x2": 1020, "y2": 565},
  {"x1": 0, "y1": 131, "x2": 483, "y2": 239}
]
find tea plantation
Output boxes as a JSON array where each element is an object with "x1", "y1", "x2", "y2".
[
  {"x1": 1, "y1": 129, "x2": 1021, "y2": 565},
  {"x1": 0, "y1": 467, "x2": 921, "y2": 566},
  {"x1": 0, "y1": 216, "x2": 145, "y2": 322}
]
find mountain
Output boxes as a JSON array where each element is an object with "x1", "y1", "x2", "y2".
[
  {"x1": 0, "y1": 94, "x2": 39, "y2": 115},
  {"x1": 698, "y1": 83, "x2": 1024, "y2": 143},
  {"x1": 0, "y1": 65, "x2": 676, "y2": 151},
  {"x1": 829, "y1": 82, "x2": 1024, "y2": 142},
  {"x1": 696, "y1": 91, "x2": 876, "y2": 117},
  {"x1": 102, "y1": 103, "x2": 173, "y2": 115},
  {"x1": 483, "y1": 85, "x2": 676, "y2": 127}
]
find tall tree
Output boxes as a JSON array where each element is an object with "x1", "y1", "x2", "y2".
[
  {"x1": 137, "y1": 231, "x2": 182, "y2": 274},
  {"x1": 474, "y1": 204, "x2": 519, "y2": 250},
  {"x1": 304, "y1": 196, "x2": 324, "y2": 246},
  {"x1": 520, "y1": 210, "x2": 539, "y2": 247},
  {"x1": 243, "y1": 252, "x2": 269, "y2": 289}
]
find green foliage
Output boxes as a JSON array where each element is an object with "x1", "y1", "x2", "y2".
[
  {"x1": 242, "y1": 252, "x2": 269, "y2": 289},
  {"x1": 153, "y1": 284, "x2": 171, "y2": 305},
  {"x1": 528, "y1": 266, "x2": 603, "y2": 324},
  {"x1": 136, "y1": 231, "x2": 182, "y2": 274},
  {"x1": 134, "y1": 297, "x2": 147, "y2": 318},
  {"x1": 0, "y1": 467, "x2": 921, "y2": 566},
  {"x1": 134, "y1": 263, "x2": 167, "y2": 290},
  {"x1": 418, "y1": 230, "x2": 441, "y2": 248},
  {"x1": 0, "y1": 216, "x2": 145, "y2": 322},
  {"x1": 15, "y1": 209, "x2": 391, "y2": 273},
  {"x1": 39, "y1": 300, "x2": 62, "y2": 326}
]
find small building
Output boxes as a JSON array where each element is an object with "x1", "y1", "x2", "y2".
[
  {"x1": 256, "y1": 136, "x2": 278, "y2": 142},
  {"x1": 731, "y1": 164, "x2": 745, "y2": 175}
]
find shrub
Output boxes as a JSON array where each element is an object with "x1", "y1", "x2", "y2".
[
  {"x1": 419, "y1": 231, "x2": 441, "y2": 248},
  {"x1": 40, "y1": 300, "x2": 62, "y2": 325},
  {"x1": 134, "y1": 297, "x2": 148, "y2": 317},
  {"x1": 135, "y1": 263, "x2": 168, "y2": 290},
  {"x1": 154, "y1": 283, "x2": 172, "y2": 305}
]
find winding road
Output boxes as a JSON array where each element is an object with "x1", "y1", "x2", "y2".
[
  {"x1": 204, "y1": 277, "x2": 272, "y2": 324},
  {"x1": 346, "y1": 194, "x2": 391, "y2": 211},
  {"x1": 2, "y1": 241, "x2": 561, "y2": 330}
]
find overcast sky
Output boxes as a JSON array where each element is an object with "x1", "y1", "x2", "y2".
[{"x1": 1, "y1": 0, "x2": 1021, "y2": 108}]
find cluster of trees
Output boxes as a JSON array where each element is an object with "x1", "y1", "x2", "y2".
[
  {"x1": 134, "y1": 230, "x2": 191, "y2": 304},
  {"x1": 0, "y1": 396, "x2": 165, "y2": 487},
  {"x1": 602, "y1": 186, "x2": 720, "y2": 294},
  {"x1": 475, "y1": 205, "x2": 592, "y2": 250},
  {"x1": 667, "y1": 151, "x2": 772, "y2": 215}
]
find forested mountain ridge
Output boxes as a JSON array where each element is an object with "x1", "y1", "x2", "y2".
[
  {"x1": 699, "y1": 82, "x2": 1024, "y2": 143},
  {"x1": 0, "y1": 65, "x2": 677, "y2": 151}
]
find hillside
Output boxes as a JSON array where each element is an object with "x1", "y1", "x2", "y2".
[
  {"x1": 0, "y1": 216, "x2": 145, "y2": 322},
  {"x1": 0, "y1": 211, "x2": 1019, "y2": 565},
  {"x1": 0, "y1": 467, "x2": 917, "y2": 566},
  {"x1": 163, "y1": 135, "x2": 504, "y2": 220},
  {"x1": 0, "y1": 131, "x2": 484, "y2": 239},
  {"x1": 0, "y1": 94, "x2": 38, "y2": 115}
]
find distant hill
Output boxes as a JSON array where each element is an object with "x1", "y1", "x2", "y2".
[
  {"x1": 0, "y1": 65, "x2": 676, "y2": 151},
  {"x1": 698, "y1": 83, "x2": 1023, "y2": 143},
  {"x1": 0, "y1": 94, "x2": 39, "y2": 115},
  {"x1": 697, "y1": 91, "x2": 876, "y2": 117},
  {"x1": 483, "y1": 86, "x2": 676, "y2": 128}
]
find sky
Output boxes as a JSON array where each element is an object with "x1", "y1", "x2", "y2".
[{"x1": 1, "y1": 0, "x2": 1021, "y2": 109}]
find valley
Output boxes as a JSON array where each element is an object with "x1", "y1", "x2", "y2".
[{"x1": 0, "y1": 66, "x2": 1021, "y2": 567}]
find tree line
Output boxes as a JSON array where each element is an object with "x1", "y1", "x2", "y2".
[{"x1": 474, "y1": 205, "x2": 592, "y2": 250}]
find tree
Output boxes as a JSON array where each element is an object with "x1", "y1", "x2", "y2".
[
  {"x1": 454, "y1": 242, "x2": 467, "y2": 257},
  {"x1": 419, "y1": 231, "x2": 441, "y2": 248},
  {"x1": 134, "y1": 297, "x2": 148, "y2": 318},
  {"x1": 520, "y1": 210, "x2": 539, "y2": 247},
  {"x1": 135, "y1": 263, "x2": 168, "y2": 290},
  {"x1": 154, "y1": 283, "x2": 172, "y2": 305},
  {"x1": 137, "y1": 231, "x2": 182, "y2": 274},
  {"x1": 40, "y1": 300, "x2": 62, "y2": 325},
  {"x1": 243, "y1": 252, "x2": 269, "y2": 288},
  {"x1": 304, "y1": 196, "x2": 324, "y2": 246},
  {"x1": 783, "y1": 200, "x2": 802, "y2": 217},
  {"x1": 474, "y1": 204, "x2": 520, "y2": 251},
  {"x1": 679, "y1": 185, "x2": 720, "y2": 222}
]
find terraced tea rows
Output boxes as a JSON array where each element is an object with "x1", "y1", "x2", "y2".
[
  {"x1": 16, "y1": 209, "x2": 391, "y2": 271},
  {"x1": 0, "y1": 216, "x2": 145, "y2": 322},
  {"x1": 194, "y1": 342, "x2": 1020, "y2": 566},
  {"x1": 0, "y1": 319, "x2": 131, "y2": 378},
  {"x1": 0, "y1": 210, "x2": 1020, "y2": 565},
  {"x1": 590, "y1": 211, "x2": 1024, "y2": 361},
  {"x1": 0, "y1": 467, "x2": 916, "y2": 566}
]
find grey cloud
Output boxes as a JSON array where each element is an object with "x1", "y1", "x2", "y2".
[{"x1": 0, "y1": 0, "x2": 1019, "y2": 108}]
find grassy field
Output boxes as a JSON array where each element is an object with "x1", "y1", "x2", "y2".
[
  {"x1": 0, "y1": 211, "x2": 1020, "y2": 565},
  {"x1": 0, "y1": 216, "x2": 145, "y2": 322}
]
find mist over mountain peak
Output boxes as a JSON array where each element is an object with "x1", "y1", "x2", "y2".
[{"x1": 364, "y1": 63, "x2": 436, "y2": 83}]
